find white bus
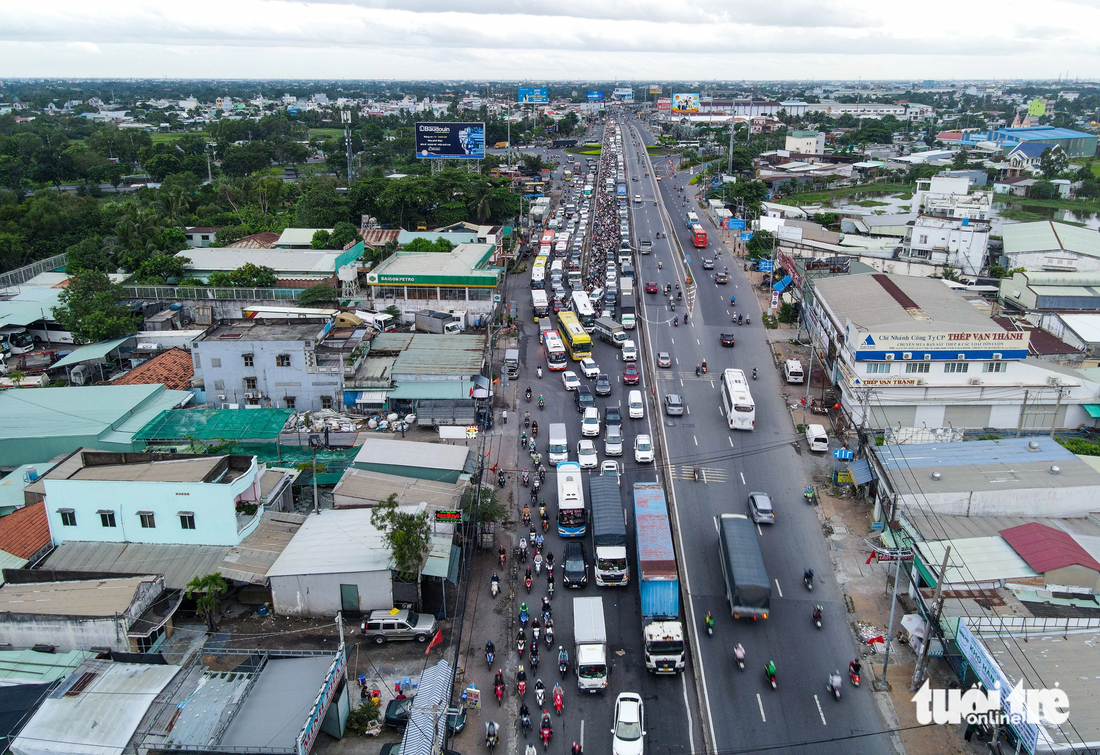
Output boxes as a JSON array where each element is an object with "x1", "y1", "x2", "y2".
[
  {"x1": 556, "y1": 461, "x2": 587, "y2": 537},
  {"x1": 531, "y1": 259, "x2": 547, "y2": 290},
  {"x1": 544, "y1": 330, "x2": 568, "y2": 371},
  {"x1": 531, "y1": 290, "x2": 550, "y2": 322},
  {"x1": 720, "y1": 369, "x2": 756, "y2": 430},
  {"x1": 571, "y1": 291, "x2": 597, "y2": 331}
]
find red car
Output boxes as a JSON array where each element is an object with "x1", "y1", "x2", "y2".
[
  {"x1": 645, "y1": 281, "x2": 658, "y2": 294},
  {"x1": 623, "y1": 363, "x2": 640, "y2": 385}
]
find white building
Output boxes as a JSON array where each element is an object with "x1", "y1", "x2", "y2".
[
  {"x1": 785, "y1": 130, "x2": 825, "y2": 154},
  {"x1": 807, "y1": 101, "x2": 934, "y2": 121},
  {"x1": 1001, "y1": 221, "x2": 1100, "y2": 273},
  {"x1": 807, "y1": 273, "x2": 1100, "y2": 431},
  {"x1": 900, "y1": 216, "x2": 990, "y2": 276},
  {"x1": 913, "y1": 176, "x2": 993, "y2": 222}
]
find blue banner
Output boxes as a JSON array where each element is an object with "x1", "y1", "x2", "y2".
[
  {"x1": 740, "y1": 231, "x2": 753, "y2": 242},
  {"x1": 834, "y1": 449, "x2": 854, "y2": 460},
  {"x1": 729, "y1": 218, "x2": 746, "y2": 230},
  {"x1": 757, "y1": 259, "x2": 773, "y2": 271},
  {"x1": 415, "y1": 122, "x2": 485, "y2": 160},
  {"x1": 586, "y1": 91, "x2": 604, "y2": 102},
  {"x1": 518, "y1": 87, "x2": 549, "y2": 104}
]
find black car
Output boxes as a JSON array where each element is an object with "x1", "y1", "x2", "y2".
[
  {"x1": 605, "y1": 406, "x2": 622, "y2": 430},
  {"x1": 575, "y1": 385, "x2": 595, "y2": 411},
  {"x1": 595, "y1": 373, "x2": 612, "y2": 396},
  {"x1": 721, "y1": 333, "x2": 736, "y2": 347},
  {"x1": 562, "y1": 541, "x2": 589, "y2": 588}
]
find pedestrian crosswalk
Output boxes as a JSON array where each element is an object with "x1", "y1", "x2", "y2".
[{"x1": 670, "y1": 465, "x2": 729, "y2": 482}]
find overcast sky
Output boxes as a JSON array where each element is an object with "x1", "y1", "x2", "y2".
[{"x1": 0, "y1": 0, "x2": 1095, "y2": 82}]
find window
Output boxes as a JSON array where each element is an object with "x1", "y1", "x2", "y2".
[
  {"x1": 321, "y1": 396, "x2": 333, "y2": 409},
  {"x1": 905, "y1": 363, "x2": 930, "y2": 374},
  {"x1": 209, "y1": 357, "x2": 222, "y2": 368},
  {"x1": 276, "y1": 354, "x2": 291, "y2": 367},
  {"x1": 99, "y1": 511, "x2": 116, "y2": 528},
  {"x1": 944, "y1": 362, "x2": 969, "y2": 374},
  {"x1": 201, "y1": 235, "x2": 210, "y2": 241},
  {"x1": 243, "y1": 353, "x2": 254, "y2": 367},
  {"x1": 213, "y1": 379, "x2": 225, "y2": 391},
  {"x1": 284, "y1": 396, "x2": 296, "y2": 409},
  {"x1": 180, "y1": 514, "x2": 196, "y2": 530},
  {"x1": 60, "y1": 510, "x2": 77, "y2": 527},
  {"x1": 193, "y1": 355, "x2": 200, "y2": 369},
  {"x1": 865, "y1": 362, "x2": 891, "y2": 374},
  {"x1": 244, "y1": 377, "x2": 257, "y2": 390},
  {"x1": 139, "y1": 512, "x2": 156, "y2": 529},
  {"x1": 983, "y1": 362, "x2": 1007, "y2": 373}
]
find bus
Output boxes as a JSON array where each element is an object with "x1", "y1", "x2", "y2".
[
  {"x1": 563, "y1": 169, "x2": 573, "y2": 182},
  {"x1": 556, "y1": 461, "x2": 587, "y2": 537},
  {"x1": 571, "y1": 291, "x2": 597, "y2": 331},
  {"x1": 556, "y1": 311, "x2": 593, "y2": 360},
  {"x1": 583, "y1": 185, "x2": 593, "y2": 197},
  {"x1": 532, "y1": 290, "x2": 550, "y2": 322},
  {"x1": 691, "y1": 223, "x2": 708, "y2": 248},
  {"x1": 531, "y1": 257, "x2": 547, "y2": 290},
  {"x1": 540, "y1": 230, "x2": 556, "y2": 256},
  {"x1": 544, "y1": 330, "x2": 568, "y2": 371},
  {"x1": 686, "y1": 211, "x2": 699, "y2": 227},
  {"x1": 720, "y1": 369, "x2": 756, "y2": 430},
  {"x1": 1, "y1": 325, "x2": 37, "y2": 354}
]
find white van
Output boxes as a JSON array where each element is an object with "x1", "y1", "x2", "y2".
[
  {"x1": 548, "y1": 423, "x2": 569, "y2": 465},
  {"x1": 628, "y1": 390, "x2": 645, "y2": 419},
  {"x1": 805, "y1": 424, "x2": 829, "y2": 453},
  {"x1": 622, "y1": 340, "x2": 637, "y2": 362},
  {"x1": 784, "y1": 359, "x2": 805, "y2": 384}
]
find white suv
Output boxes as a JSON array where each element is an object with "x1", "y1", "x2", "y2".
[{"x1": 581, "y1": 407, "x2": 601, "y2": 437}]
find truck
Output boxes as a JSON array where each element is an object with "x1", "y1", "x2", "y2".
[
  {"x1": 573, "y1": 596, "x2": 609, "y2": 692},
  {"x1": 414, "y1": 309, "x2": 465, "y2": 335},
  {"x1": 354, "y1": 310, "x2": 397, "y2": 333},
  {"x1": 593, "y1": 317, "x2": 627, "y2": 348},
  {"x1": 620, "y1": 292, "x2": 636, "y2": 330},
  {"x1": 718, "y1": 514, "x2": 772, "y2": 620},
  {"x1": 589, "y1": 476, "x2": 628, "y2": 586},
  {"x1": 414, "y1": 400, "x2": 478, "y2": 427},
  {"x1": 503, "y1": 348, "x2": 520, "y2": 379},
  {"x1": 632, "y1": 483, "x2": 686, "y2": 674}
]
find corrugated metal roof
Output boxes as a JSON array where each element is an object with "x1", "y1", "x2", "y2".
[
  {"x1": 392, "y1": 334, "x2": 486, "y2": 376},
  {"x1": 0, "y1": 550, "x2": 28, "y2": 581},
  {"x1": 275, "y1": 228, "x2": 332, "y2": 246},
  {"x1": 399, "y1": 661, "x2": 453, "y2": 755},
  {"x1": 333, "y1": 468, "x2": 463, "y2": 509},
  {"x1": 218, "y1": 510, "x2": 306, "y2": 585},
  {"x1": 0, "y1": 462, "x2": 56, "y2": 512},
  {"x1": 266, "y1": 509, "x2": 396, "y2": 578},
  {"x1": 0, "y1": 577, "x2": 151, "y2": 618},
  {"x1": 0, "y1": 648, "x2": 95, "y2": 682},
  {"x1": 999, "y1": 523, "x2": 1100, "y2": 573},
  {"x1": 43, "y1": 542, "x2": 230, "y2": 590},
  {"x1": 0, "y1": 288, "x2": 65, "y2": 328},
  {"x1": 353, "y1": 437, "x2": 470, "y2": 472},
  {"x1": 51, "y1": 337, "x2": 133, "y2": 369},
  {"x1": 0, "y1": 385, "x2": 189, "y2": 441},
  {"x1": 184, "y1": 248, "x2": 344, "y2": 274},
  {"x1": 917, "y1": 537, "x2": 1037, "y2": 585},
  {"x1": 1003, "y1": 221, "x2": 1100, "y2": 258},
  {"x1": 388, "y1": 382, "x2": 472, "y2": 400},
  {"x1": 814, "y1": 273, "x2": 994, "y2": 333}
]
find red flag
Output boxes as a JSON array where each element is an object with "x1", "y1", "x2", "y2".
[
  {"x1": 866, "y1": 635, "x2": 885, "y2": 646},
  {"x1": 425, "y1": 629, "x2": 443, "y2": 654},
  {"x1": 832, "y1": 402, "x2": 841, "y2": 409},
  {"x1": 866, "y1": 552, "x2": 876, "y2": 565},
  {"x1": 800, "y1": 397, "x2": 806, "y2": 405}
]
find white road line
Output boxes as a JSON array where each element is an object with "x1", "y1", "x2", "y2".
[
  {"x1": 679, "y1": 673, "x2": 696, "y2": 755},
  {"x1": 757, "y1": 523, "x2": 763, "y2": 536},
  {"x1": 729, "y1": 437, "x2": 734, "y2": 448},
  {"x1": 702, "y1": 467, "x2": 708, "y2": 483},
  {"x1": 686, "y1": 406, "x2": 691, "y2": 415},
  {"x1": 815, "y1": 695, "x2": 827, "y2": 726},
  {"x1": 740, "y1": 471, "x2": 746, "y2": 484},
  {"x1": 696, "y1": 338, "x2": 701, "y2": 345},
  {"x1": 693, "y1": 436, "x2": 698, "y2": 446},
  {"x1": 757, "y1": 693, "x2": 766, "y2": 722},
  {"x1": 775, "y1": 578, "x2": 783, "y2": 598},
  {"x1": 680, "y1": 378, "x2": 684, "y2": 387}
]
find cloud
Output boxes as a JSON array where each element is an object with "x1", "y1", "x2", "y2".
[{"x1": 65, "y1": 41, "x2": 101, "y2": 54}]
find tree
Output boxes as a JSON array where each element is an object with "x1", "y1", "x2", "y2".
[
  {"x1": 329, "y1": 221, "x2": 360, "y2": 249},
  {"x1": 295, "y1": 182, "x2": 347, "y2": 227},
  {"x1": 1039, "y1": 147, "x2": 1069, "y2": 179},
  {"x1": 310, "y1": 229, "x2": 332, "y2": 249},
  {"x1": 64, "y1": 236, "x2": 112, "y2": 274},
  {"x1": 952, "y1": 149, "x2": 970, "y2": 169},
  {"x1": 52, "y1": 270, "x2": 134, "y2": 343},
  {"x1": 370, "y1": 493, "x2": 431, "y2": 578},
  {"x1": 297, "y1": 283, "x2": 339, "y2": 306},
  {"x1": 1029, "y1": 180, "x2": 1058, "y2": 199},
  {"x1": 185, "y1": 572, "x2": 228, "y2": 632},
  {"x1": 207, "y1": 262, "x2": 278, "y2": 288}
]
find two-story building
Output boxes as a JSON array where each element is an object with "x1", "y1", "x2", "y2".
[
  {"x1": 364, "y1": 243, "x2": 500, "y2": 324},
  {"x1": 900, "y1": 216, "x2": 991, "y2": 277},
  {"x1": 1000, "y1": 220, "x2": 1100, "y2": 273},
  {"x1": 807, "y1": 273, "x2": 1100, "y2": 431}
]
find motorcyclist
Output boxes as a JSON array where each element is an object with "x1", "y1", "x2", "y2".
[
  {"x1": 658, "y1": 260, "x2": 662, "y2": 269},
  {"x1": 538, "y1": 395, "x2": 545, "y2": 408},
  {"x1": 734, "y1": 643, "x2": 746, "y2": 663},
  {"x1": 765, "y1": 659, "x2": 777, "y2": 681},
  {"x1": 850, "y1": 658, "x2": 862, "y2": 678},
  {"x1": 704, "y1": 611, "x2": 715, "y2": 632},
  {"x1": 536, "y1": 365, "x2": 543, "y2": 378},
  {"x1": 674, "y1": 316, "x2": 679, "y2": 326},
  {"x1": 812, "y1": 605, "x2": 823, "y2": 622},
  {"x1": 517, "y1": 665, "x2": 527, "y2": 684},
  {"x1": 486, "y1": 720, "x2": 499, "y2": 745},
  {"x1": 804, "y1": 567, "x2": 814, "y2": 585},
  {"x1": 829, "y1": 670, "x2": 843, "y2": 692},
  {"x1": 494, "y1": 668, "x2": 504, "y2": 688},
  {"x1": 526, "y1": 387, "x2": 532, "y2": 402}
]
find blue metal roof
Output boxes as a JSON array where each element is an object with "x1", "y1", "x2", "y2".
[{"x1": 875, "y1": 437, "x2": 1074, "y2": 473}]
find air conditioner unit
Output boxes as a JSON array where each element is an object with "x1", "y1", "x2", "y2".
[
  {"x1": 254, "y1": 390, "x2": 264, "y2": 399},
  {"x1": 969, "y1": 378, "x2": 982, "y2": 385},
  {"x1": 244, "y1": 392, "x2": 254, "y2": 399},
  {"x1": 218, "y1": 394, "x2": 227, "y2": 401},
  {"x1": 1047, "y1": 377, "x2": 1061, "y2": 387},
  {"x1": 916, "y1": 379, "x2": 926, "y2": 385},
  {"x1": 884, "y1": 354, "x2": 895, "y2": 361},
  {"x1": 923, "y1": 354, "x2": 931, "y2": 361},
  {"x1": 992, "y1": 353, "x2": 1002, "y2": 360},
  {"x1": 902, "y1": 352, "x2": 913, "y2": 360}
]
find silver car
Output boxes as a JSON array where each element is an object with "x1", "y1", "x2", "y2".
[{"x1": 361, "y1": 609, "x2": 438, "y2": 644}]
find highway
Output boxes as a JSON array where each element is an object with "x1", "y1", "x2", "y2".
[{"x1": 619, "y1": 114, "x2": 895, "y2": 755}]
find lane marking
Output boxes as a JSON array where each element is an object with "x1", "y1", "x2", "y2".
[
  {"x1": 757, "y1": 523, "x2": 763, "y2": 536},
  {"x1": 686, "y1": 406, "x2": 691, "y2": 415},
  {"x1": 702, "y1": 467, "x2": 707, "y2": 483},
  {"x1": 774, "y1": 579, "x2": 783, "y2": 598},
  {"x1": 740, "y1": 472, "x2": 746, "y2": 484},
  {"x1": 815, "y1": 694, "x2": 827, "y2": 726},
  {"x1": 729, "y1": 437, "x2": 734, "y2": 448},
  {"x1": 757, "y1": 693, "x2": 766, "y2": 722},
  {"x1": 693, "y1": 436, "x2": 698, "y2": 446}
]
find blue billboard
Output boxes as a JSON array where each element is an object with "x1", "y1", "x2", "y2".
[
  {"x1": 518, "y1": 87, "x2": 549, "y2": 104},
  {"x1": 586, "y1": 91, "x2": 604, "y2": 102},
  {"x1": 415, "y1": 122, "x2": 485, "y2": 160}
]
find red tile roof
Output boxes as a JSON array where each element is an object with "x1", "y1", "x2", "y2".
[
  {"x1": 227, "y1": 232, "x2": 281, "y2": 249},
  {"x1": 0, "y1": 503, "x2": 51, "y2": 560},
  {"x1": 359, "y1": 229, "x2": 401, "y2": 248},
  {"x1": 999, "y1": 523, "x2": 1100, "y2": 574},
  {"x1": 113, "y1": 348, "x2": 194, "y2": 392}
]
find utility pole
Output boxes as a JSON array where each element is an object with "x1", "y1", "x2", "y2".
[
  {"x1": 342, "y1": 110, "x2": 353, "y2": 187},
  {"x1": 911, "y1": 546, "x2": 952, "y2": 691},
  {"x1": 1016, "y1": 389, "x2": 1029, "y2": 437},
  {"x1": 1050, "y1": 385, "x2": 1064, "y2": 438},
  {"x1": 879, "y1": 552, "x2": 904, "y2": 688}
]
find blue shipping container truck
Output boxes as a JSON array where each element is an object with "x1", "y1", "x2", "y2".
[{"x1": 632, "y1": 483, "x2": 686, "y2": 673}]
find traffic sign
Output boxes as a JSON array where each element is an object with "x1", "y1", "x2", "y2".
[
  {"x1": 770, "y1": 292, "x2": 779, "y2": 309},
  {"x1": 740, "y1": 231, "x2": 753, "y2": 242},
  {"x1": 684, "y1": 256, "x2": 690, "y2": 265},
  {"x1": 834, "y1": 449, "x2": 855, "y2": 461},
  {"x1": 757, "y1": 259, "x2": 773, "y2": 272},
  {"x1": 729, "y1": 218, "x2": 746, "y2": 230}
]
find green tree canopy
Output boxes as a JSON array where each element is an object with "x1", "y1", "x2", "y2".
[
  {"x1": 370, "y1": 493, "x2": 431, "y2": 578},
  {"x1": 52, "y1": 270, "x2": 135, "y2": 343},
  {"x1": 205, "y1": 262, "x2": 278, "y2": 288}
]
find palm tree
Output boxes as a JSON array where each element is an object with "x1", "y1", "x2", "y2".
[
  {"x1": 185, "y1": 572, "x2": 228, "y2": 632},
  {"x1": 474, "y1": 186, "x2": 493, "y2": 224}
]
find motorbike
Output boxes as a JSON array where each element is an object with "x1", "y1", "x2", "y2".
[
  {"x1": 674, "y1": 317, "x2": 679, "y2": 326},
  {"x1": 765, "y1": 665, "x2": 778, "y2": 690},
  {"x1": 521, "y1": 710, "x2": 532, "y2": 738},
  {"x1": 546, "y1": 625, "x2": 554, "y2": 647},
  {"x1": 526, "y1": 388, "x2": 532, "y2": 403},
  {"x1": 694, "y1": 463, "x2": 701, "y2": 482},
  {"x1": 746, "y1": 315, "x2": 750, "y2": 325},
  {"x1": 522, "y1": 470, "x2": 530, "y2": 487},
  {"x1": 519, "y1": 606, "x2": 530, "y2": 626},
  {"x1": 535, "y1": 680, "x2": 546, "y2": 708},
  {"x1": 497, "y1": 471, "x2": 506, "y2": 488},
  {"x1": 536, "y1": 365, "x2": 542, "y2": 378},
  {"x1": 812, "y1": 606, "x2": 823, "y2": 629},
  {"x1": 486, "y1": 640, "x2": 495, "y2": 669},
  {"x1": 849, "y1": 663, "x2": 862, "y2": 687},
  {"x1": 704, "y1": 610, "x2": 714, "y2": 635},
  {"x1": 523, "y1": 506, "x2": 532, "y2": 526},
  {"x1": 525, "y1": 568, "x2": 533, "y2": 593},
  {"x1": 547, "y1": 577, "x2": 555, "y2": 598},
  {"x1": 804, "y1": 574, "x2": 813, "y2": 591},
  {"x1": 532, "y1": 619, "x2": 541, "y2": 643},
  {"x1": 541, "y1": 717, "x2": 553, "y2": 750},
  {"x1": 499, "y1": 547, "x2": 507, "y2": 567},
  {"x1": 539, "y1": 397, "x2": 545, "y2": 410},
  {"x1": 542, "y1": 513, "x2": 550, "y2": 532},
  {"x1": 702, "y1": 361, "x2": 707, "y2": 374},
  {"x1": 734, "y1": 644, "x2": 745, "y2": 671},
  {"x1": 530, "y1": 646, "x2": 540, "y2": 671},
  {"x1": 677, "y1": 291, "x2": 682, "y2": 301},
  {"x1": 495, "y1": 680, "x2": 504, "y2": 705},
  {"x1": 517, "y1": 630, "x2": 526, "y2": 654},
  {"x1": 752, "y1": 368, "x2": 757, "y2": 380},
  {"x1": 531, "y1": 477, "x2": 541, "y2": 494},
  {"x1": 524, "y1": 413, "x2": 531, "y2": 428},
  {"x1": 553, "y1": 686, "x2": 563, "y2": 715},
  {"x1": 531, "y1": 423, "x2": 539, "y2": 438},
  {"x1": 533, "y1": 553, "x2": 543, "y2": 576},
  {"x1": 828, "y1": 673, "x2": 843, "y2": 700},
  {"x1": 541, "y1": 597, "x2": 552, "y2": 617},
  {"x1": 491, "y1": 574, "x2": 500, "y2": 598},
  {"x1": 518, "y1": 677, "x2": 527, "y2": 698},
  {"x1": 558, "y1": 651, "x2": 568, "y2": 678},
  {"x1": 805, "y1": 487, "x2": 816, "y2": 505}
]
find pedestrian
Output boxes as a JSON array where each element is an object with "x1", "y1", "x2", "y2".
[{"x1": 502, "y1": 409, "x2": 508, "y2": 425}]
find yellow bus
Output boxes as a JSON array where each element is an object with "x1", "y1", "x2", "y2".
[
  {"x1": 556, "y1": 311, "x2": 593, "y2": 360},
  {"x1": 563, "y1": 170, "x2": 573, "y2": 182}
]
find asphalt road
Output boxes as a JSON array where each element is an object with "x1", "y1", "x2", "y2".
[{"x1": 619, "y1": 116, "x2": 894, "y2": 755}]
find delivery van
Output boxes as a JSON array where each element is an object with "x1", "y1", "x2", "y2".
[
  {"x1": 805, "y1": 424, "x2": 829, "y2": 452},
  {"x1": 628, "y1": 390, "x2": 645, "y2": 419}
]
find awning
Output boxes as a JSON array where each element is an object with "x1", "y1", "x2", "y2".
[
  {"x1": 772, "y1": 275, "x2": 792, "y2": 293},
  {"x1": 422, "y1": 535, "x2": 456, "y2": 581},
  {"x1": 354, "y1": 390, "x2": 388, "y2": 404},
  {"x1": 848, "y1": 458, "x2": 875, "y2": 485},
  {"x1": 388, "y1": 382, "x2": 473, "y2": 400},
  {"x1": 1083, "y1": 404, "x2": 1100, "y2": 418},
  {"x1": 51, "y1": 336, "x2": 133, "y2": 369}
]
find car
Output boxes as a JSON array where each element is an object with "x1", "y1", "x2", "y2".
[
  {"x1": 623, "y1": 363, "x2": 640, "y2": 385},
  {"x1": 581, "y1": 406, "x2": 601, "y2": 437},
  {"x1": 748, "y1": 491, "x2": 775, "y2": 524},
  {"x1": 604, "y1": 426, "x2": 624, "y2": 456},
  {"x1": 611, "y1": 692, "x2": 646, "y2": 755},
  {"x1": 562, "y1": 541, "x2": 589, "y2": 587},
  {"x1": 645, "y1": 281, "x2": 659, "y2": 294},
  {"x1": 657, "y1": 352, "x2": 672, "y2": 368},
  {"x1": 385, "y1": 700, "x2": 467, "y2": 734},
  {"x1": 595, "y1": 373, "x2": 613, "y2": 396},
  {"x1": 634, "y1": 434, "x2": 654, "y2": 463},
  {"x1": 600, "y1": 459, "x2": 621, "y2": 486},
  {"x1": 715, "y1": 272, "x2": 729, "y2": 284},
  {"x1": 575, "y1": 385, "x2": 595, "y2": 412},
  {"x1": 577, "y1": 439, "x2": 599, "y2": 468},
  {"x1": 361, "y1": 609, "x2": 438, "y2": 644},
  {"x1": 562, "y1": 371, "x2": 581, "y2": 391},
  {"x1": 702, "y1": 258, "x2": 714, "y2": 270},
  {"x1": 664, "y1": 394, "x2": 684, "y2": 416},
  {"x1": 579, "y1": 358, "x2": 600, "y2": 379},
  {"x1": 604, "y1": 406, "x2": 622, "y2": 430},
  {"x1": 656, "y1": 176, "x2": 662, "y2": 181},
  {"x1": 631, "y1": 175, "x2": 639, "y2": 181},
  {"x1": 721, "y1": 333, "x2": 736, "y2": 347}
]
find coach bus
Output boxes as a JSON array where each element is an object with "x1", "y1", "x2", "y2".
[
  {"x1": 720, "y1": 368, "x2": 756, "y2": 430},
  {"x1": 556, "y1": 461, "x2": 587, "y2": 537},
  {"x1": 556, "y1": 311, "x2": 593, "y2": 360}
]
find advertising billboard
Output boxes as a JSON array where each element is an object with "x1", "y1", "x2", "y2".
[
  {"x1": 415, "y1": 122, "x2": 485, "y2": 160},
  {"x1": 657, "y1": 98, "x2": 671, "y2": 112},
  {"x1": 518, "y1": 87, "x2": 549, "y2": 104},
  {"x1": 1027, "y1": 98, "x2": 1046, "y2": 117},
  {"x1": 671, "y1": 93, "x2": 700, "y2": 114},
  {"x1": 612, "y1": 87, "x2": 634, "y2": 101},
  {"x1": 649, "y1": 84, "x2": 662, "y2": 94},
  {"x1": 586, "y1": 90, "x2": 604, "y2": 102}
]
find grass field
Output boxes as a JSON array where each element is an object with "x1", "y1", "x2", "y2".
[
  {"x1": 1071, "y1": 158, "x2": 1100, "y2": 178},
  {"x1": 150, "y1": 132, "x2": 209, "y2": 144},
  {"x1": 782, "y1": 182, "x2": 914, "y2": 204},
  {"x1": 308, "y1": 128, "x2": 345, "y2": 140}
]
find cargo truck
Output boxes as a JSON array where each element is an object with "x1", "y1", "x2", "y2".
[
  {"x1": 414, "y1": 309, "x2": 465, "y2": 335},
  {"x1": 573, "y1": 596, "x2": 609, "y2": 692},
  {"x1": 619, "y1": 292, "x2": 636, "y2": 330},
  {"x1": 594, "y1": 317, "x2": 627, "y2": 348},
  {"x1": 717, "y1": 514, "x2": 772, "y2": 620},
  {"x1": 632, "y1": 483, "x2": 686, "y2": 674},
  {"x1": 589, "y1": 476, "x2": 628, "y2": 586}
]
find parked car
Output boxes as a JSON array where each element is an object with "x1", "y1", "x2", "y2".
[{"x1": 361, "y1": 609, "x2": 438, "y2": 644}]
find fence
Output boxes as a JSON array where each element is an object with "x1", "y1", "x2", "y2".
[
  {"x1": 122, "y1": 285, "x2": 307, "y2": 301},
  {"x1": 0, "y1": 253, "x2": 67, "y2": 291}
]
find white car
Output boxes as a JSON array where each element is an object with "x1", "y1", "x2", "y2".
[
  {"x1": 634, "y1": 435, "x2": 654, "y2": 464},
  {"x1": 604, "y1": 426, "x2": 623, "y2": 456},
  {"x1": 600, "y1": 460, "x2": 621, "y2": 486},
  {"x1": 562, "y1": 371, "x2": 581, "y2": 391},
  {"x1": 612, "y1": 692, "x2": 646, "y2": 755},
  {"x1": 577, "y1": 439, "x2": 599, "y2": 469},
  {"x1": 581, "y1": 407, "x2": 601, "y2": 437},
  {"x1": 579, "y1": 358, "x2": 600, "y2": 379}
]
